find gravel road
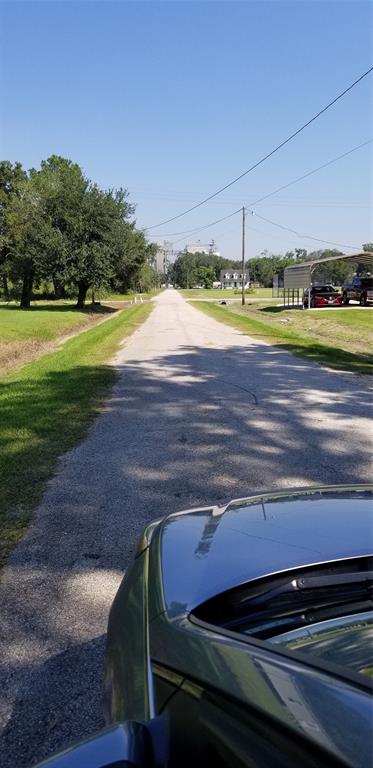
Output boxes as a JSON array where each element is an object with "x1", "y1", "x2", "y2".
[{"x1": 0, "y1": 289, "x2": 372, "y2": 766}]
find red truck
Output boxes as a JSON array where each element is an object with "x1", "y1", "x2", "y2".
[{"x1": 342, "y1": 276, "x2": 373, "y2": 306}]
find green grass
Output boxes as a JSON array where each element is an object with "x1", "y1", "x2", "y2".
[
  {"x1": 101, "y1": 292, "x2": 138, "y2": 301},
  {"x1": 180, "y1": 287, "x2": 275, "y2": 299},
  {"x1": 0, "y1": 302, "x2": 153, "y2": 566},
  {"x1": 0, "y1": 301, "x2": 110, "y2": 341},
  {"x1": 101, "y1": 288, "x2": 163, "y2": 302},
  {"x1": 0, "y1": 301, "x2": 116, "y2": 375},
  {"x1": 192, "y1": 301, "x2": 373, "y2": 376}
]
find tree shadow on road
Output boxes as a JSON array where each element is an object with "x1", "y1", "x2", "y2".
[
  {"x1": 0, "y1": 635, "x2": 106, "y2": 768},
  {"x1": 0, "y1": 339, "x2": 372, "y2": 765}
]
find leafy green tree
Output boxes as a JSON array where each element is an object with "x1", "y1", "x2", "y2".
[
  {"x1": 0, "y1": 161, "x2": 27, "y2": 299},
  {"x1": 1, "y1": 154, "x2": 157, "y2": 308},
  {"x1": 111, "y1": 227, "x2": 155, "y2": 294},
  {"x1": 6, "y1": 175, "x2": 63, "y2": 308},
  {"x1": 308, "y1": 249, "x2": 354, "y2": 285},
  {"x1": 191, "y1": 252, "x2": 234, "y2": 280},
  {"x1": 169, "y1": 252, "x2": 198, "y2": 288},
  {"x1": 69, "y1": 185, "x2": 131, "y2": 308},
  {"x1": 134, "y1": 261, "x2": 161, "y2": 293},
  {"x1": 29, "y1": 156, "x2": 89, "y2": 299},
  {"x1": 294, "y1": 248, "x2": 308, "y2": 261},
  {"x1": 195, "y1": 265, "x2": 215, "y2": 288},
  {"x1": 248, "y1": 252, "x2": 296, "y2": 287}
]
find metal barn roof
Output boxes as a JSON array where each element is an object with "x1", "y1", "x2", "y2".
[{"x1": 284, "y1": 252, "x2": 373, "y2": 289}]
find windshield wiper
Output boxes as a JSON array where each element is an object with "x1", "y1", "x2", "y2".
[
  {"x1": 239, "y1": 571, "x2": 373, "y2": 610},
  {"x1": 223, "y1": 569, "x2": 373, "y2": 636}
]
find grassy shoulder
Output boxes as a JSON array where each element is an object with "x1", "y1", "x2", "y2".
[
  {"x1": 191, "y1": 301, "x2": 373, "y2": 376},
  {"x1": 0, "y1": 302, "x2": 153, "y2": 566},
  {"x1": 0, "y1": 301, "x2": 117, "y2": 375},
  {"x1": 101, "y1": 288, "x2": 164, "y2": 302},
  {"x1": 181, "y1": 287, "x2": 274, "y2": 299}
]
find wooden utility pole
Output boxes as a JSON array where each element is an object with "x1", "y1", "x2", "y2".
[{"x1": 241, "y1": 206, "x2": 246, "y2": 306}]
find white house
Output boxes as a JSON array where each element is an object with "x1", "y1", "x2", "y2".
[{"x1": 220, "y1": 269, "x2": 249, "y2": 289}]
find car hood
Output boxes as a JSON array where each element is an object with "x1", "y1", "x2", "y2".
[{"x1": 159, "y1": 487, "x2": 373, "y2": 617}]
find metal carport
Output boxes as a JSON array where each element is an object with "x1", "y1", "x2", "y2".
[{"x1": 283, "y1": 251, "x2": 373, "y2": 308}]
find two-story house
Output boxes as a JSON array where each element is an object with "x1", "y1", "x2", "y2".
[{"x1": 220, "y1": 269, "x2": 249, "y2": 289}]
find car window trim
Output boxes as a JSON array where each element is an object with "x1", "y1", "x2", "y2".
[{"x1": 188, "y1": 613, "x2": 373, "y2": 693}]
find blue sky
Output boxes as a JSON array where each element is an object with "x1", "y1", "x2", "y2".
[{"x1": 0, "y1": 0, "x2": 372, "y2": 260}]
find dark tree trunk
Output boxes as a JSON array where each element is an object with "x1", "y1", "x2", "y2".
[
  {"x1": 53, "y1": 278, "x2": 66, "y2": 299},
  {"x1": 76, "y1": 281, "x2": 88, "y2": 309},
  {"x1": 2, "y1": 275, "x2": 10, "y2": 301},
  {"x1": 20, "y1": 271, "x2": 34, "y2": 309}
]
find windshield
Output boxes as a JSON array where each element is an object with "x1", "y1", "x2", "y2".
[
  {"x1": 192, "y1": 556, "x2": 373, "y2": 679},
  {"x1": 268, "y1": 612, "x2": 373, "y2": 678},
  {"x1": 312, "y1": 285, "x2": 337, "y2": 293}
]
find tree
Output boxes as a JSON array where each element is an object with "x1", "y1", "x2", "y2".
[
  {"x1": 195, "y1": 265, "x2": 215, "y2": 288},
  {"x1": 13, "y1": 157, "x2": 144, "y2": 308},
  {"x1": 308, "y1": 249, "x2": 354, "y2": 285},
  {"x1": 70, "y1": 185, "x2": 129, "y2": 308},
  {"x1": 248, "y1": 252, "x2": 296, "y2": 287},
  {"x1": 110, "y1": 226, "x2": 155, "y2": 295},
  {"x1": 0, "y1": 161, "x2": 27, "y2": 299},
  {"x1": 135, "y1": 261, "x2": 161, "y2": 293},
  {"x1": 29, "y1": 156, "x2": 89, "y2": 299},
  {"x1": 6, "y1": 175, "x2": 62, "y2": 308},
  {"x1": 295, "y1": 248, "x2": 308, "y2": 261},
  {"x1": 169, "y1": 252, "x2": 198, "y2": 288},
  {"x1": 356, "y1": 244, "x2": 373, "y2": 276},
  {"x1": 190, "y1": 251, "x2": 234, "y2": 280},
  {"x1": 1, "y1": 155, "x2": 157, "y2": 307}
]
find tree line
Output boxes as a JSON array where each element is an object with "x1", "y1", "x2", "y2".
[
  {"x1": 169, "y1": 245, "x2": 373, "y2": 289},
  {"x1": 0, "y1": 156, "x2": 159, "y2": 308}
]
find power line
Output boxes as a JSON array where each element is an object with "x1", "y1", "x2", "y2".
[
  {"x1": 254, "y1": 202, "x2": 371, "y2": 208},
  {"x1": 250, "y1": 210, "x2": 360, "y2": 250},
  {"x1": 134, "y1": 192, "x2": 369, "y2": 206},
  {"x1": 171, "y1": 218, "x2": 274, "y2": 247},
  {"x1": 153, "y1": 208, "x2": 241, "y2": 238},
  {"x1": 247, "y1": 138, "x2": 372, "y2": 207},
  {"x1": 153, "y1": 137, "x2": 371, "y2": 243},
  {"x1": 146, "y1": 66, "x2": 373, "y2": 230}
]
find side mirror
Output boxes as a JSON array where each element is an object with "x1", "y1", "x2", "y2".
[{"x1": 33, "y1": 721, "x2": 152, "y2": 768}]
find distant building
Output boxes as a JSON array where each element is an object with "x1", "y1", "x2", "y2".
[
  {"x1": 153, "y1": 241, "x2": 174, "y2": 274},
  {"x1": 220, "y1": 269, "x2": 249, "y2": 289},
  {"x1": 185, "y1": 239, "x2": 220, "y2": 256}
]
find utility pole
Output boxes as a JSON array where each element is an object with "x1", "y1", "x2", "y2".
[{"x1": 241, "y1": 206, "x2": 246, "y2": 306}]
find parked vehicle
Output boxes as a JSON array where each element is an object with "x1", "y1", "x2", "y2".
[
  {"x1": 303, "y1": 285, "x2": 342, "y2": 308},
  {"x1": 35, "y1": 485, "x2": 373, "y2": 768},
  {"x1": 342, "y1": 276, "x2": 373, "y2": 306}
]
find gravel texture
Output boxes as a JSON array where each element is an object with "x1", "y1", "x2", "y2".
[{"x1": 0, "y1": 289, "x2": 372, "y2": 766}]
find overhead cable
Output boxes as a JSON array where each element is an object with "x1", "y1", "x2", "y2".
[
  {"x1": 153, "y1": 208, "x2": 241, "y2": 239},
  {"x1": 146, "y1": 66, "x2": 373, "y2": 230},
  {"x1": 249, "y1": 210, "x2": 360, "y2": 250},
  {"x1": 248, "y1": 138, "x2": 373, "y2": 207},
  {"x1": 153, "y1": 138, "x2": 371, "y2": 243}
]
